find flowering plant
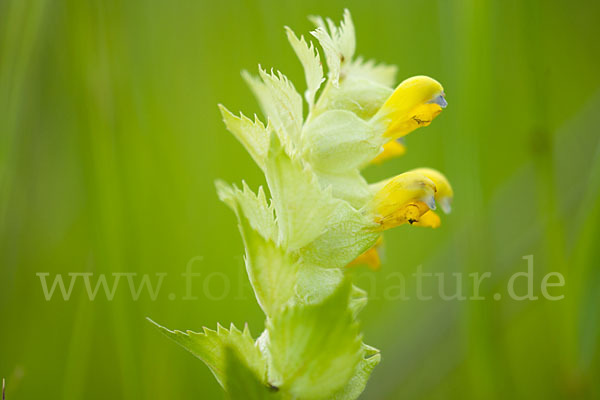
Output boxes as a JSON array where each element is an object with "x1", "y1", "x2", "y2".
[{"x1": 151, "y1": 10, "x2": 453, "y2": 399}]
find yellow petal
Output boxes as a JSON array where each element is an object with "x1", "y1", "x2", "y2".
[
  {"x1": 347, "y1": 246, "x2": 381, "y2": 270},
  {"x1": 412, "y1": 210, "x2": 441, "y2": 228},
  {"x1": 368, "y1": 171, "x2": 436, "y2": 230},
  {"x1": 385, "y1": 103, "x2": 442, "y2": 138},
  {"x1": 373, "y1": 76, "x2": 446, "y2": 139},
  {"x1": 380, "y1": 202, "x2": 431, "y2": 228},
  {"x1": 371, "y1": 139, "x2": 406, "y2": 164}
]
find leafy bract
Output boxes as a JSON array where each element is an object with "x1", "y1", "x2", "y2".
[
  {"x1": 295, "y1": 265, "x2": 368, "y2": 319},
  {"x1": 267, "y1": 281, "x2": 363, "y2": 400},
  {"x1": 310, "y1": 27, "x2": 342, "y2": 87},
  {"x1": 294, "y1": 264, "x2": 344, "y2": 305},
  {"x1": 219, "y1": 105, "x2": 270, "y2": 169},
  {"x1": 309, "y1": 9, "x2": 356, "y2": 87},
  {"x1": 349, "y1": 285, "x2": 368, "y2": 319},
  {"x1": 149, "y1": 320, "x2": 266, "y2": 388},
  {"x1": 224, "y1": 347, "x2": 281, "y2": 400},
  {"x1": 265, "y1": 133, "x2": 341, "y2": 250},
  {"x1": 217, "y1": 181, "x2": 297, "y2": 317},
  {"x1": 216, "y1": 180, "x2": 277, "y2": 243},
  {"x1": 243, "y1": 68, "x2": 303, "y2": 149},
  {"x1": 285, "y1": 27, "x2": 324, "y2": 110},
  {"x1": 331, "y1": 344, "x2": 381, "y2": 400},
  {"x1": 239, "y1": 208, "x2": 299, "y2": 318},
  {"x1": 347, "y1": 56, "x2": 398, "y2": 87}
]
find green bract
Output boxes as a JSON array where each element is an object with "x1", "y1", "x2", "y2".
[{"x1": 151, "y1": 9, "x2": 453, "y2": 400}]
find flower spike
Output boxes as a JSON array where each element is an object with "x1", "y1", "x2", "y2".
[{"x1": 154, "y1": 9, "x2": 453, "y2": 399}]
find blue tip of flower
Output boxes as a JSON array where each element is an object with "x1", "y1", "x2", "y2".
[{"x1": 429, "y1": 94, "x2": 447, "y2": 108}]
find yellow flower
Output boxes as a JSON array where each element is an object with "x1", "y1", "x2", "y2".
[
  {"x1": 367, "y1": 168, "x2": 452, "y2": 230},
  {"x1": 373, "y1": 76, "x2": 447, "y2": 139},
  {"x1": 349, "y1": 169, "x2": 451, "y2": 269},
  {"x1": 370, "y1": 138, "x2": 406, "y2": 164}
]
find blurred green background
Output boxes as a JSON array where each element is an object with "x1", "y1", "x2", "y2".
[{"x1": 1, "y1": 0, "x2": 599, "y2": 398}]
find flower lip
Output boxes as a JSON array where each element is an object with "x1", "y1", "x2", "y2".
[{"x1": 428, "y1": 93, "x2": 447, "y2": 109}]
